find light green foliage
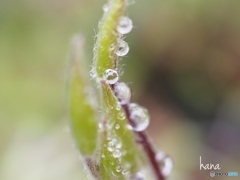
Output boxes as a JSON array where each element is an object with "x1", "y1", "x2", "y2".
[{"x1": 69, "y1": 36, "x2": 98, "y2": 156}]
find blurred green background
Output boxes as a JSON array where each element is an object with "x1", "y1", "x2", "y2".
[{"x1": 1, "y1": 0, "x2": 240, "y2": 179}]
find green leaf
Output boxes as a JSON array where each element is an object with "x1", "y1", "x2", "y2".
[
  {"x1": 98, "y1": 81, "x2": 144, "y2": 179},
  {"x1": 94, "y1": 0, "x2": 126, "y2": 77},
  {"x1": 69, "y1": 35, "x2": 98, "y2": 156}
]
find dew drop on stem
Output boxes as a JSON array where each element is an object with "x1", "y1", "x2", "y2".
[
  {"x1": 115, "y1": 40, "x2": 129, "y2": 56},
  {"x1": 162, "y1": 157, "x2": 173, "y2": 176},
  {"x1": 108, "y1": 141, "x2": 115, "y2": 152},
  {"x1": 156, "y1": 152, "x2": 173, "y2": 177},
  {"x1": 113, "y1": 148, "x2": 122, "y2": 158},
  {"x1": 116, "y1": 166, "x2": 122, "y2": 172},
  {"x1": 114, "y1": 82, "x2": 131, "y2": 105},
  {"x1": 117, "y1": 112, "x2": 125, "y2": 120},
  {"x1": 98, "y1": 122, "x2": 103, "y2": 129},
  {"x1": 117, "y1": 16, "x2": 133, "y2": 34},
  {"x1": 129, "y1": 103, "x2": 150, "y2": 132},
  {"x1": 103, "y1": 69, "x2": 119, "y2": 84},
  {"x1": 155, "y1": 151, "x2": 165, "y2": 161},
  {"x1": 116, "y1": 104, "x2": 121, "y2": 110},
  {"x1": 122, "y1": 169, "x2": 130, "y2": 175},
  {"x1": 115, "y1": 124, "x2": 120, "y2": 129}
]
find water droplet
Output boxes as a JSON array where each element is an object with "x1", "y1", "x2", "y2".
[
  {"x1": 156, "y1": 152, "x2": 173, "y2": 177},
  {"x1": 115, "y1": 124, "x2": 120, "y2": 129},
  {"x1": 126, "y1": 124, "x2": 133, "y2": 130},
  {"x1": 109, "y1": 43, "x2": 115, "y2": 51},
  {"x1": 108, "y1": 141, "x2": 115, "y2": 152},
  {"x1": 113, "y1": 149, "x2": 122, "y2": 158},
  {"x1": 114, "y1": 82, "x2": 131, "y2": 104},
  {"x1": 161, "y1": 157, "x2": 173, "y2": 176},
  {"x1": 116, "y1": 40, "x2": 129, "y2": 56},
  {"x1": 116, "y1": 166, "x2": 122, "y2": 172},
  {"x1": 156, "y1": 151, "x2": 165, "y2": 161},
  {"x1": 131, "y1": 172, "x2": 145, "y2": 180},
  {"x1": 116, "y1": 104, "x2": 121, "y2": 110},
  {"x1": 103, "y1": 69, "x2": 119, "y2": 84},
  {"x1": 117, "y1": 16, "x2": 133, "y2": 34},
  {"x1": 122, "y1": 169, "x2": 130, "y2": 175},
  {"x1": 102, "y1": 3, "x2": 109, "y2": 12},
  {"x1": 98, "y1": 122, "x2": 103, "y2": 129},
  {"x1": 118, "y1": 112, "x2": 125, "y2": 120},
  {"x1": 108, "y1": 146, "x2": 114, "y2": 152},
  {"x1": 129, "y1": 103, "x2": 150, "y2": 132}
]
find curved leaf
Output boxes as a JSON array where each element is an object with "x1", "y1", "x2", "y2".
[{"x1": 69, "y1": 35, "x2": 98, "y2": 156}]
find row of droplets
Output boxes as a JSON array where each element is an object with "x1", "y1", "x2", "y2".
[
  {"x1": 103, "y1": 69, "x2": 150, "y2": 132},
  {"x1": 92, "y1": 2, "x2": 133, "y2": 80},
  {"x1": 102, "y1": 4, "x2": 148, "y2": 132},
  {"x1": 102, "y1": 69, "x2": 173, "y2": 178},
  {"x1": 103, "y1": 2, "x2": 132, "y2": 56},
  {"x1": 101, "y1": 136, "x2": 132, "y2": 177},
  {"x1": 102, "y1": 63, "x2": 172, "y2": 178},
  {"x1": 90, "y1": 9, "x2": 132, "y2": 79}
]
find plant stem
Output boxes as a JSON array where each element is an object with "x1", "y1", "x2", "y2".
[{"x1": 110, "y1": 84, "x2": 165, "y2": 180}]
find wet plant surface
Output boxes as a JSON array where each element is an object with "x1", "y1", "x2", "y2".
[{"x1": 69, "y1": 0, "x2": 172, "y2": 179}]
